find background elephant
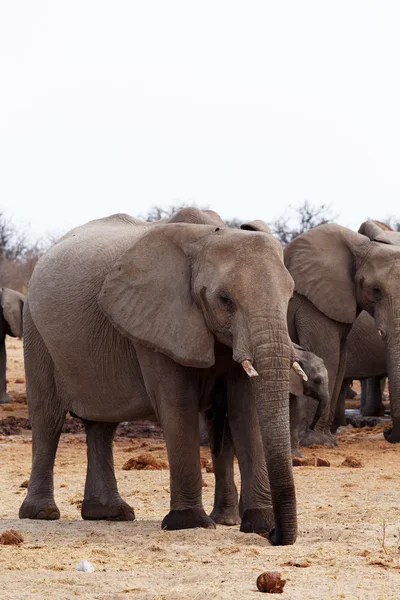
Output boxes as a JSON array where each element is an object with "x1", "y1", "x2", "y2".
[
  {"x1": 301, "y1": 310, "x2": 387, "y2": 436},
  {"x1": 20, "y1": 208, "x2": 297, "y2": 545},
  {"x1": 283, "y1": 222, "x2": 400, "y2": 446},
  {"x1": 204, "y1": 344, "x2": 329, "y2": 526},
  {"x1": 0, "y1": 287, "x2": 25, "y2": 404}
]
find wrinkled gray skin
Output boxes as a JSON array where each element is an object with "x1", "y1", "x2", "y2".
[
  {"x1": 284, "y1": 221, "x2": 400, "y2": 447},
  {"x1": 203, "y1": 344, "x2": 329, "y2": 526},
  {"x1": 20, "y1": 208, "x2": 297, "y2": 545},
  {"x1": 0, "y1": 288, "x2": 25, "y2": 404},
  {"x1": 333, "y1": 311, "x2": 387, "y2": 430}
]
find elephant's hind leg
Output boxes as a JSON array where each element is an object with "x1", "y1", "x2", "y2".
[
  {"x1": 19, "y1": 306, "x2": 64, "y2": 520},
  {"x1": 206, "y1": 415, "x2": 240, "y2": 526},
  {"x1": 81, "y1": 420, "x2": 135, "y2": 521}
]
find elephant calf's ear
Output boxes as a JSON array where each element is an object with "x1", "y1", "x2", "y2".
[
  {"x1": 1, "y1": 288, "x2": 25, "y2": 338},
  {"x1": 98, "y1": 227, "x2": 215, "y2": 369}
]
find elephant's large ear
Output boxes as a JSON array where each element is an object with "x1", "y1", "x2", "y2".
[
  {"x1": 1, "y1": 288, "x2": 25, "y2": 338},
  {"x1": 284, "y1": 224, "x2": 370, "y2": 324},
  {"x1": 240, "y1": 220, "x2": 272, "y2": 234},
  {"x1": 358, "y1": 220, "x2": 400, "y2": 245},
  {"x1": 98, "y1": 225, "x2": 215, "y2": 368}
]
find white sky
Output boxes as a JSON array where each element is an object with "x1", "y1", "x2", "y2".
[{"x1": 1, "y1": 1, "x2": 400, "y2": 239}]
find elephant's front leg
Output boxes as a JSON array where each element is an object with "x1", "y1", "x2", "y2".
[
  {"x1": 295, "y1": 308, "x2": 349, "y2": 447},
  {"x1": 81, "y1": 420, "x2": 135, "y2": 521},
  {"x1": 138, "y1": 349, "x2": 215, "y2": 530},
  {"x1": 226, "y1": 372, "x2": 274, "y2": 535}
]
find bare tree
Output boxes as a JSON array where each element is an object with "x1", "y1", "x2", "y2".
[
  {"x1": 269, "y1": 200, "x2": 336, "y2": 245},
  {"x1": 378, "y1": 216, "x2": 400, "y2": 232},
  {"x1": 0, "y1": 211, "x2": 50, "y2": 293}
]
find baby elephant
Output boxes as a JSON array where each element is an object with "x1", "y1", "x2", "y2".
[
  {"x1": 0, "y1": 287, "x2": 25, "y2": 404},
  {"x1": 290, "y1": 345, "x2": 330, "y2": 454},
  {"x1": 204, "y1": 345, "x2": 329, "y2": 528}
]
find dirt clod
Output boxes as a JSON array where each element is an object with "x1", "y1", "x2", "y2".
[
  {"x1": 122, "y1": 453, "x2": 169, "y2": 471},
  {"x1": 256, "y1": 571, "x2": 286, "y2": 593},
  {"x1": 205, "y1": 461, "x2": 214, "y2": 473},
  {"x1": 315, "y1": 457, "x2": 330, "y2": 467},
  {"x1": 341, "y1": 456, "x2": 363, "y2": 468},
  {"x1": 20, "y1": 480, "x2": 29, "y2": 488},
  {"x1": 0, "y1": 529, "x2": 24, "y2": 545},
  {"x1": 281, "y1": 560, "x2": 311, "y2": 568}
]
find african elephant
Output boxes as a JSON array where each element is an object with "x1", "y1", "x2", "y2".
[
  {"x1": 0, "y1": 287, "x2": 25, "y2": 404},
  {"x1": 204, "y1": 344, "x2": 329, "y2": 526},
  {"x1": 20, "y1": 208, "x2": 298, "y2": 545},
  {"x1": 283, "y1": 221, "x2": 400, "y2": 446}
]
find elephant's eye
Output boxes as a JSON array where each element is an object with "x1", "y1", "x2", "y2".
[
  {"x1": 218, "y1": 293, "x2": 235, "y2": 312},
  {"x1": 372, "y1": 287, "x2": 382, "y2": 300},
  {"x1": 314, "y1": 377, "x2": 322, "y2": 385}
]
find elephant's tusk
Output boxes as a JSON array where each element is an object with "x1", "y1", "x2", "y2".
[
  {"x1": 292, "y1": 361, "x2": 308, "y2": 382},
  {"x1": 241, "y1": 360, "x2": 259, "y2": 377}
]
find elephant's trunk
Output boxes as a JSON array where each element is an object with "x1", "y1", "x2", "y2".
[
  {"x1": 384, "y1": 333, "x2": 400, "y2": 443},
  {"x1": 309, "y1": 390, "x2": 330, "y2": 430},
  {"x1": 249, "y1": 319, "x2": 297, "y2": 545}
]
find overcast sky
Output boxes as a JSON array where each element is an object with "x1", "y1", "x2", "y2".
[{"x1": 1, "y1": 1, "x2": 400, "y2": 239}]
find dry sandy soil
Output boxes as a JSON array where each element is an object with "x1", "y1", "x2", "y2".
[{"x1": 1, "y1": 340, "x2": 400, "y2": 600}]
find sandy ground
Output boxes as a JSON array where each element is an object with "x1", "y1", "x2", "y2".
[{"x1": 1, "y1": 341, "x2": 400, "y2": 600}]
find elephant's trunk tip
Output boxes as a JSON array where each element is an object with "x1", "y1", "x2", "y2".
[{"x1": 241, "y1": 360, "x2": 259, "y2": 377}]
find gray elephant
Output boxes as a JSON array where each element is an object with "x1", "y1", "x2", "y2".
[
  {"x1": 0, "y1": 287, "x2": 25, "y2": 404},
  {"x1": 20, "y1": 208, "x2": 298, "y2": 545},
  {"x1": 283, "y1": 221, "x2": 400, "y2": 446},
  {"x1": 204, "y1": 343, "x2": 329, "y2": 527}
]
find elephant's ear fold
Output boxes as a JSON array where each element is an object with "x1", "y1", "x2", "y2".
[
  {"x1": 1, "y1": 288, "x2": 25, "y2": 338},
  {"x1": 358, "y1": 220, "x2": 400, "y2": 245},
  {"x1": 284, "y1": 224, "x2": 370, "y2": 324},
  {"x1": 240, "y1": 220, "x2": 272, "y2": 234},
  {"x1": 98, "y1": 226, "x2": 215, "y2": 368}
]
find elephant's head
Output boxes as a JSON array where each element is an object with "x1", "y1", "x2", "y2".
[
  {"x1": 284, "y1": 222, "x2": 400, "y2": 443},
  {"x1": 1, "y1": 288, "x2": 25, "y2": 339},
  {"x1": 290, "y1": 343, "x2": 329, "y2": 429},
  {"x1": 356, "y1": 220, "x2": 400, "y2": 442},
  {"x1": 99, "y1": 221, "x2": 297, "y2": 544}
]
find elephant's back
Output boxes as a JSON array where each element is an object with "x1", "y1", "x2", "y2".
[{"x1": 27, "y1": 214, "x2": 148, "y2": 340}]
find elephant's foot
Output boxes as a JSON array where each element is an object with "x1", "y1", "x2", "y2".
[
  {"x1": 162, "y1": 508, "x2": 216, "y2": 530},
  {"x1": 209, "y1": 505, "x2": 240, "y2": 526},
  {"x1": 19, "y1": 497, "x2": 60, "y2": 520},
  {"x1": 300, "y1": 428, "x2": 337, "y2": 448},
  {"x1": 291, "y1": 445, "x2": 303, "y2": 458},
  {"x1": 81, "y1": 498, "x2": 135, "y2": 521},
  {"x1": 0, "y1": 393, "x2": 13, "y2": 404},
  {"x1": 361, "y1": 404, "x2": 385, "y2": 417},
  {"x1": 240, "y1": 508, "x2": 274, "y2": 535}
]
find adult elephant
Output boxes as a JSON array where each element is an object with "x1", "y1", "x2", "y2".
[
  {"x1": 20, "y1": 209, "x2": 297, "y2": 545},
  {"x1": 284, "y1": 221, "x2": 400, "y2": 446},
  {"x1": 0, "y1": 287, "x2": 25, "y2": 404}
]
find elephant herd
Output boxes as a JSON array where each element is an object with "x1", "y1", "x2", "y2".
[{"x1": 1, "y1": 209, "x2": 399, "y2": 547}]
